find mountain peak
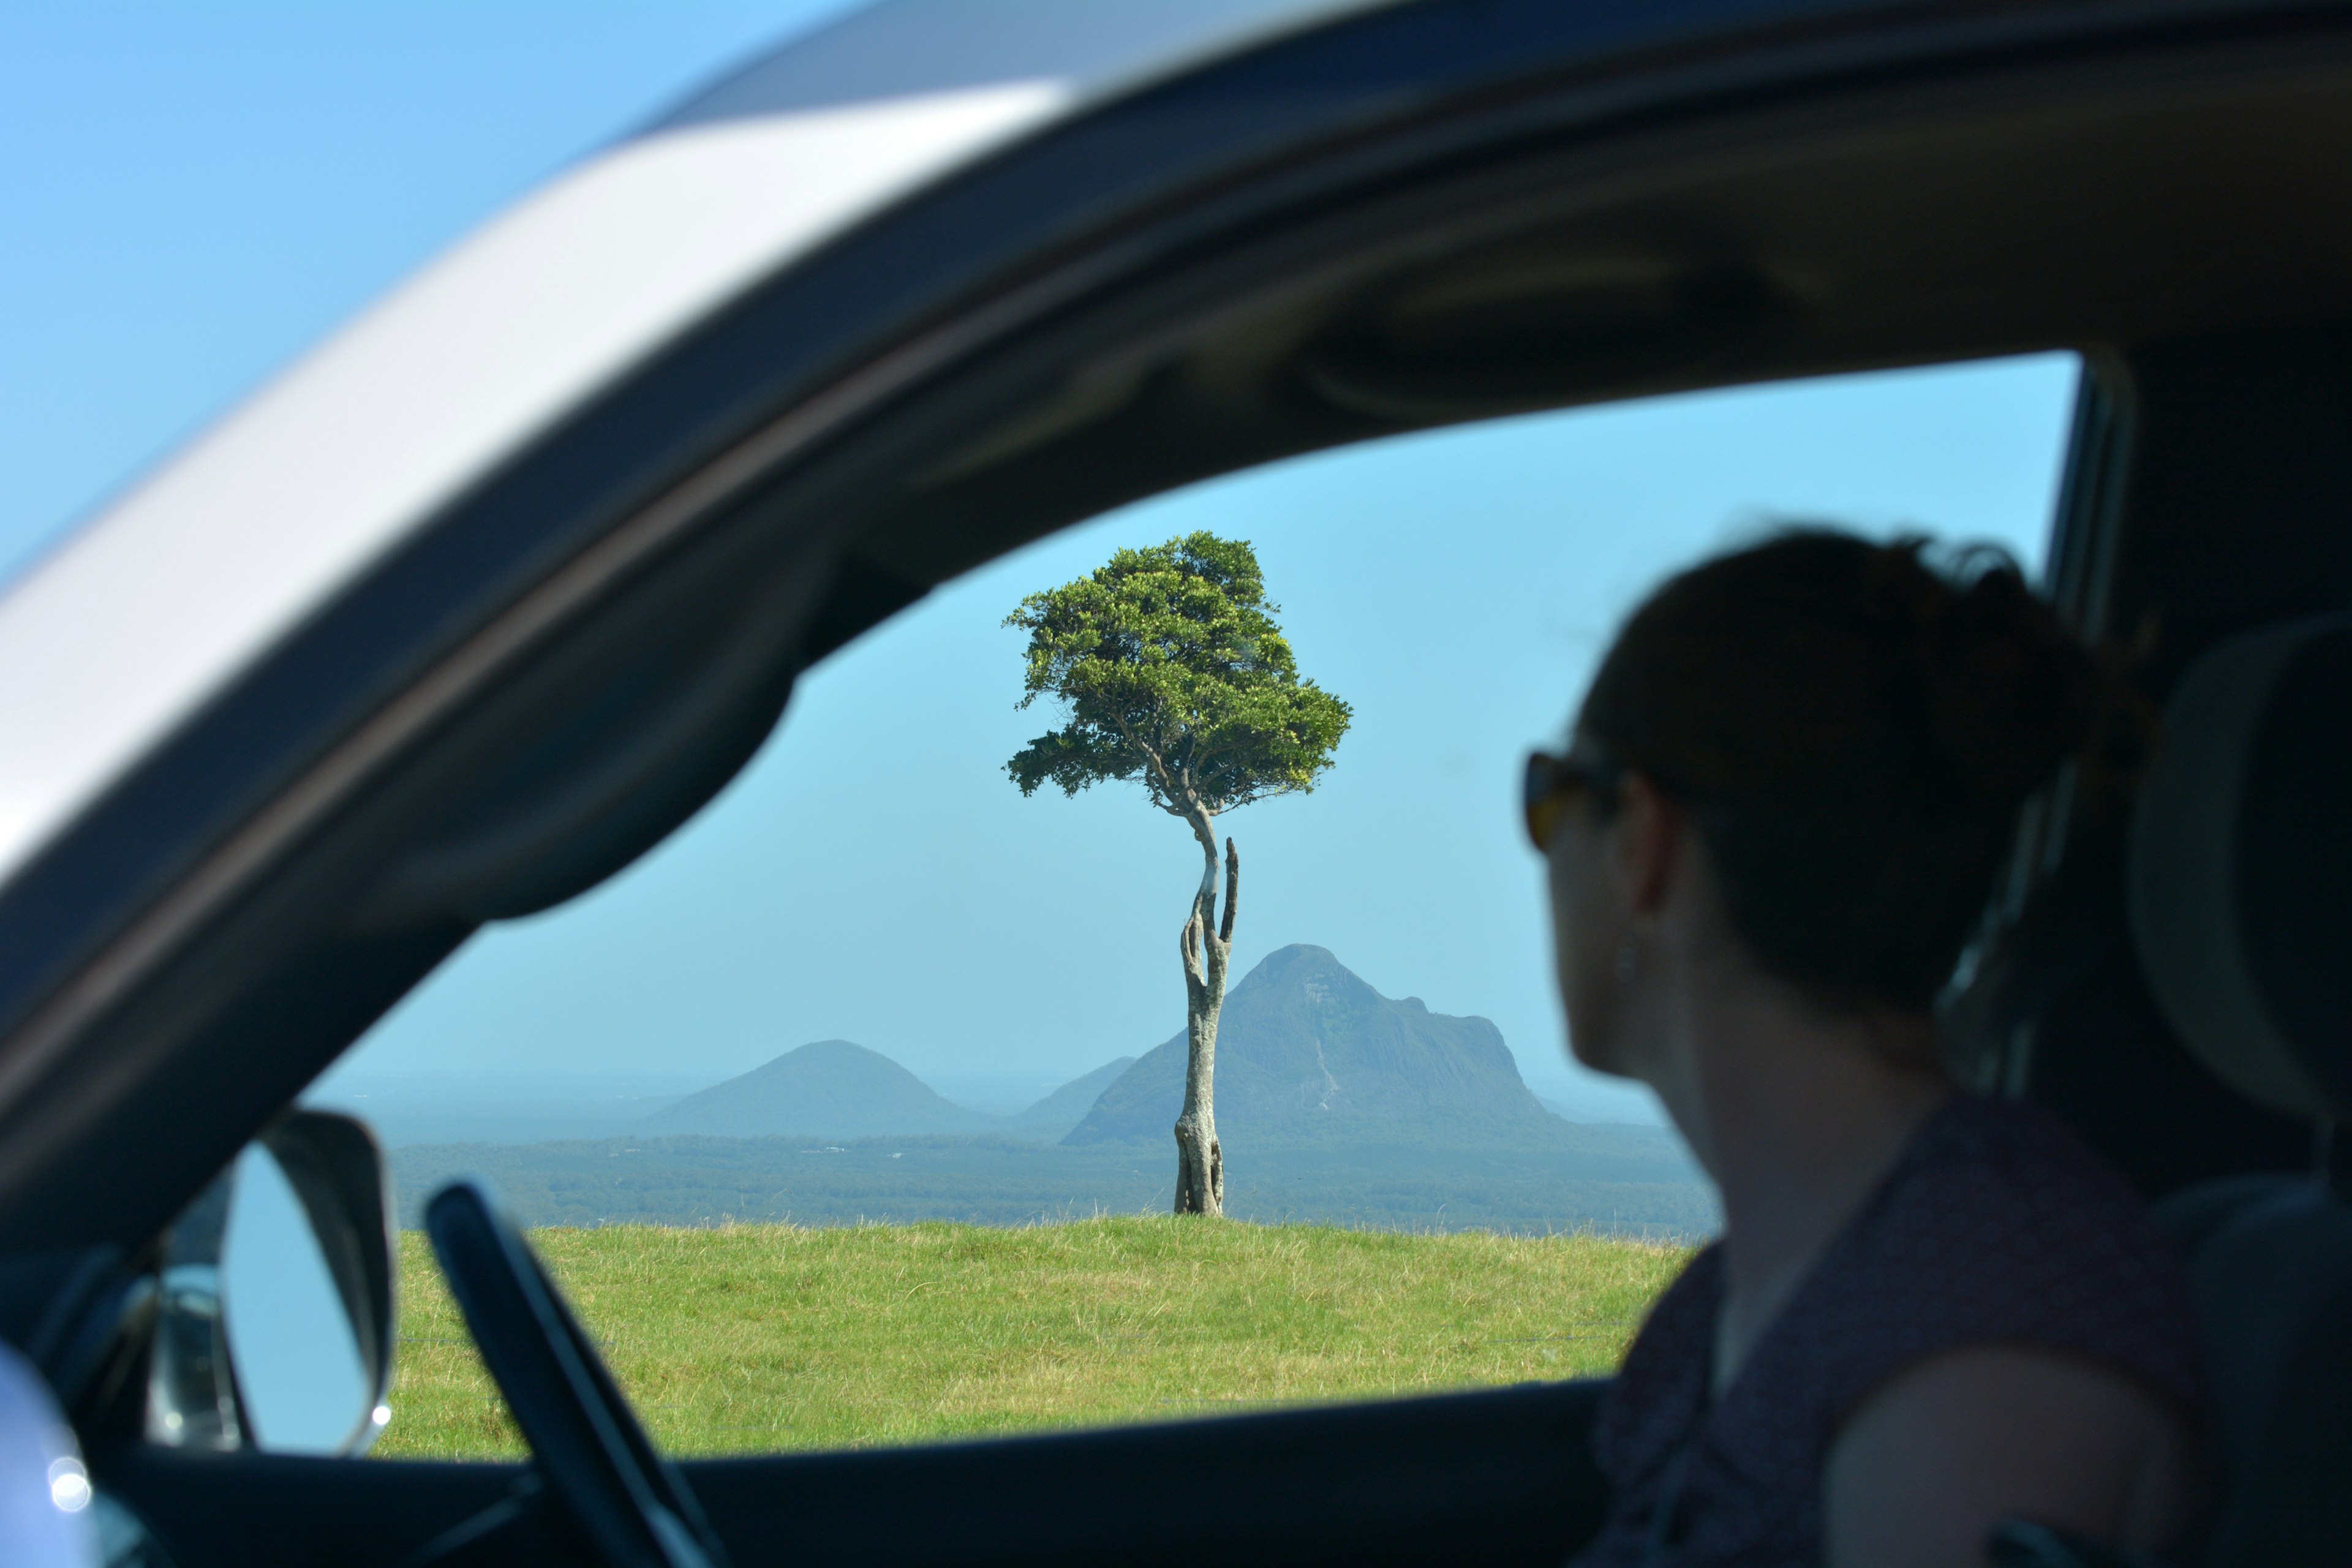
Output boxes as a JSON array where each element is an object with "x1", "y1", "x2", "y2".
[
  {"x1": 646, "y1": 1039, "x2": 992, "y2": 1139},
  {"x1": 1064, "y1": 947, "x2": 1549, "y2": 1145}
]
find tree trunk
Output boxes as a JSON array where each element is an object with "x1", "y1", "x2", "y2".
[{"x1": 1174, "y1": 833, "x2": 1237, "y2": 1216}]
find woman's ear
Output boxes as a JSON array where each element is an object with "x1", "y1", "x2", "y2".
[{"x1": 1613, "y1": 772, "x2": 1684, "y2": 919}]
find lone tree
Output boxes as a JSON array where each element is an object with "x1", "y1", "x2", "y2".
[{"x1": 1006, "y1": 532, "x2": 1351, "y2": 1215}]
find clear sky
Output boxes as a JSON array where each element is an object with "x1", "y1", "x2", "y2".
[{"x1": 6, "y1": 4, "x2": 2079, "y2": 1125}]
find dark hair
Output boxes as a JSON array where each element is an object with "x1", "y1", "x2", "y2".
[{"x1": 1577, "y1": 528, "x2": 2098, "y2": 1010}]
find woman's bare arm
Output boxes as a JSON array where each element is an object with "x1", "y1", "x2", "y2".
[{"x1": 1825, "y1": 1345, "x2": 2198, "y2": 1568}]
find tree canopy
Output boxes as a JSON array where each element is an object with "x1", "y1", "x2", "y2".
[{"x1": 1005, "y1": 532, "x2": 1351, "y2": 837}]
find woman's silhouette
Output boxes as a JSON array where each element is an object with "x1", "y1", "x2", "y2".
[{"x1": 1540, "y1": 531, "x2": 2202, "y2": 1567}]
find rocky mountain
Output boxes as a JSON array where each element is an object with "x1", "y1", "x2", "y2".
[
  {"x1": 1065, "y1": 945, "x2": 1556, "y2": 1146},
  {"x1": 1002, "y1": 1057, "x2": 1137, "y2": 1140},
  {"x1": 644, "y1": 1040, "x2": 995, "y2": 1139}
]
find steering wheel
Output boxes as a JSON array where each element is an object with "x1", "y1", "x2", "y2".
[{"x1": 424, "y1": 1180, "x2": 731, "y2": 1568}]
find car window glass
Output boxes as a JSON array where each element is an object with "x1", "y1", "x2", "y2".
[{"x1": 309, "y1": 353, "x2": 2079, "y2": 1458}]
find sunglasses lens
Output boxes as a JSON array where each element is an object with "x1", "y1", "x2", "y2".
[
  {"x1": 1524, "y1": 752, "x2": 1564, "y2": 850},
  {"x1": 1523, "y1": 752, "x2": 1555, "y2": 809},
  {"x1": 1523, "y1": 748, "x2": 1619, "y2": 850}
]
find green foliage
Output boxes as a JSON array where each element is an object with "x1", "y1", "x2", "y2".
[
  {"x1": 1005, "y1": 532, "x2": 1351, "y2": 823},
  {"x1": 376, "y1": 1218, "x2": 1688, "y2": 1459}
]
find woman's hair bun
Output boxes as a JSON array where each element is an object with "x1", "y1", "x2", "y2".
[
  {"x1": 1577, "y1": 526, "x2": 2102, "y2": 1010},
  {"x1": 1912, "y1": 545, "x2": 2100, "y2": 804}
]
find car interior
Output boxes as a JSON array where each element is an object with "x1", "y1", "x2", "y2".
[{"x1": 2, "y1": 2, "x2": 2352, "y2": 1563}]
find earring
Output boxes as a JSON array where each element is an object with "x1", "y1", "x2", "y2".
[{"x1": 1615, "y1": 944, "x2": 1638, "y2": 985}]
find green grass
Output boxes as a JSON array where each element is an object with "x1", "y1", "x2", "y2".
[{"x1": 375, "y1": 1218, "x2": 1687, "y2": 1459}]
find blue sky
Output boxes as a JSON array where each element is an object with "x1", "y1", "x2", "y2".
[
  {"x1": 0, "y1": 0, "x2": 862, "y2": 579},
  {"x1": 6, "y1": 5, "x2": 2079, "y2": 1125}
]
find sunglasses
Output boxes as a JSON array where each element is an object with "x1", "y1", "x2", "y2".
[{"x1": 1523, "y1": 748, "x2": 1623, "y2": 851}]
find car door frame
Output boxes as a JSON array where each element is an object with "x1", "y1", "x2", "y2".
[{"x1": 13, "y1": 0, "x2": 2352, "y2": 1561}]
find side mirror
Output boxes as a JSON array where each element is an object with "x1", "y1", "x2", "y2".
[{"x1": 147, "y1": 1110, "x2": 396, "y2": 1456}]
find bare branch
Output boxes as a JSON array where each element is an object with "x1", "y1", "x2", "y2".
[
  {"x1": 1180, "y1": 845, "x2": 1217, "y2": 989},
  {"x1": 1188, "y1": 809, "x2": 1219, "y2": 863},
  {"x1": 1153, "y1": 755, "x2": 1219, "y2": 864},
  {"x1": 1219, "y1": 837, "x2": 1239, "y2": 944}
]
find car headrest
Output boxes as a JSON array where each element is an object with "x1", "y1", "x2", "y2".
[{"x1": 2130, "y1": 616, "x2": 2352, "y2": 1122}]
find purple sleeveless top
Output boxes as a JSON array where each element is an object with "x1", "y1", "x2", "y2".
[{"x1": 1570, "y1": 1095, "x2": 2203, "y2": 1568}]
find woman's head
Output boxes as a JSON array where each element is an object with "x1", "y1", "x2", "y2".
[{"x1": 1545, "y1": 529, "x2": 2098, "y2": 1069}]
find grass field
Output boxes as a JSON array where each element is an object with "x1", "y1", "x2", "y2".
[{"x1": 376, "y1": 1218, "x2": 1687, "y2": 1459}]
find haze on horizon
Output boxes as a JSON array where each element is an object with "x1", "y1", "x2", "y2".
[{"x1": 314, "y1": 356, "x2": 2076, "y2": 1129}]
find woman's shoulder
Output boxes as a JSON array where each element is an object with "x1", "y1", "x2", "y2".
[
  {"x1": 1592, "y1": 1241, "x2": 1722, "y2": 1477},
  {"x1": 1872, "y1": 1095, "x2": 2179, "y2": 1291},
  {"x1": 1822, "y1": 1093, "x2": 2202, "y2": 1412}
]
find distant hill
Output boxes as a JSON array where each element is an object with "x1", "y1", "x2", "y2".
[
  {"x1": 1002, "y1": 1058, "x2": 1137, "y2": 1140},
  {"x1": 1066, "y1": 946, "x2": 1556, "y2": 1146},
  {"x1": 645, "y1": 1041, "x2": 995, "y2": 1139}
]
